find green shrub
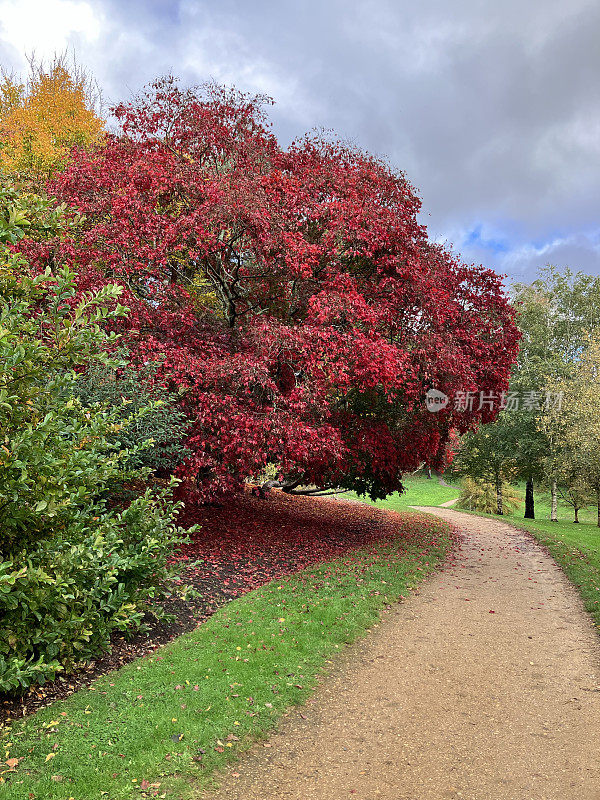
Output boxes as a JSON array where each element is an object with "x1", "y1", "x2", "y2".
[
  {"x1": 0, "y1": 178, "x2": 79, "y2": 245},
  {"x1": 0, "y1": 260, "x2": 131, "y2": 555},
  {"x1": 0, "y1": 486, "x2": 190, "y2": 694},
  {"x1": 72, "y1": 356, "x2": 191, "y2": 475},
  {"x1": 0, "y1": 258, "x2": 194, "y2": 693},
  {"x1": 457, "y1": 477, "x2": 522, "y2": 515}
]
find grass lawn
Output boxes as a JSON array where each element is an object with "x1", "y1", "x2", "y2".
[
  {"x1": 1, "y1": 513, "x2": 453, "y2": 800},
  {"x1": 345, "y1": 472, "x2": 460, "y2": 511}
]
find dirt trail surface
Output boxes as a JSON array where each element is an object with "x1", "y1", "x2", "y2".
[
  {"x1": 202, "y1": 508, "x2": 600, "y2": 800},
  {"x1": 439, "y1": 498, "x2": 459, "y2": 507}
]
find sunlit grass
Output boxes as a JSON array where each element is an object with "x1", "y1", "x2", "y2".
[{"x1": 345, "y1": 472, "x2": 460, "y2": 511}]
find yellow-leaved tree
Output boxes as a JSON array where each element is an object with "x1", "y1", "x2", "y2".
[{"x1": 0, "y1": 56, "x2": 105, "y2": 179}]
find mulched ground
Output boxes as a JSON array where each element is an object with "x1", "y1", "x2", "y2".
[{"x1": 1, "y1": 490, "x2": 425, "y2": 723}]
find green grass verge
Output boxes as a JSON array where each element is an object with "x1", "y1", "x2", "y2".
[
  {"x1": 1, "y1": 518, "x2": 452, "y2": 800},
  {"x1": 346, "y1": 473, "x2": 460, "y2": 511}
]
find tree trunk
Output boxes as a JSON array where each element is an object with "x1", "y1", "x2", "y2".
[
  {"x1": 550, "y1": 480, "x2": 558, "y2": 521},
  {"x1": 426, "y1": 466, "x2": 432, "y2": 479},
  {"x1": 496, "y1": 476, "x2": 503, "y2": 516},
  {"x1": 524, "y1": 477, "x2": 535, "y2": 519},
  {"x1": 574, "y1": 506, "x2": 580, "y2": 523}
]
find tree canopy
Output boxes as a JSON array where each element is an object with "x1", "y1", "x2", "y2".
[
  {"x1": 15, "y1": 77, "x2": 520, "y2": 501},
  {"x1": 0, "y1": 56, "x2": 104, "y2": 180}
]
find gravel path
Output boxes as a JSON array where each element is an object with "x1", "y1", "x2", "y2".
[{"x1": 202, "y1": 509, "x2": 600, "y2": 800}]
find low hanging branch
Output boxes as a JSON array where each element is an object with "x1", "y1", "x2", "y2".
[{"x1": 255, "y1": 476, "x2": 348, "y2": 498}]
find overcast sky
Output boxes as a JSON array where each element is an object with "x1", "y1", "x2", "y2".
[{"x1": 1, "y1": 0, "x2": 598, "y2": 283}]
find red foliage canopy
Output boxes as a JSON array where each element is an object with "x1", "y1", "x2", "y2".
[{"x1": 23, "y1": 78, "x2": 520, "y2": 500}]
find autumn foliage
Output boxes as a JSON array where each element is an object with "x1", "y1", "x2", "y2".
[
  {"x1": 0, "y1": 57, "x2": 104, "y2": 179},
  {"x1": 176, "y1": 490, "x2": 453, "y2": 617},
  {"x1": 19, "y1": 77, "x2": 519, "y2": 501}
]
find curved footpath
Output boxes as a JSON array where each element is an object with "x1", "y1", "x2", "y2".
[{"x1": 202, "y1": 508, "x2": 600, "y2": 800}]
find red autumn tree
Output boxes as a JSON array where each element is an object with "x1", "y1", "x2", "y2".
[{"x1": 22, "y1": 77, "x2": 519, "y2": 501}]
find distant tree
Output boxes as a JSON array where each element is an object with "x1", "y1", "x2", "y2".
[
  {"x1": 0, "y1": 55, "x2": 104, "y2": 180},
  {"x1": 537, "y1": 394, "x2": 568, "y2": 522},
  {"x1": 541, "y1": 332, "x2": 600, "y2": 526},
  {"x1": 457, "y1": 477, "x2": 522, "y2": 515},
  {"x1": 450, "y1": 416, "x2": 518, "y2": 514},
  {"x1": 504, "y1": 266, "x2": 600, "y2": 518},
  {"x1": 556, "y1": 476, "x2": 590, "y2": 524}
]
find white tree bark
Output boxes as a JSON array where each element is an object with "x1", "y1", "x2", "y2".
[{"x1": 551, "y1": 480, "x2": 558, "y2": 521}]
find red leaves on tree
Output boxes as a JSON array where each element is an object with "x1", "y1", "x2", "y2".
[{"x1": 21, "y1": 77, "x2": 520, "y2": 501}]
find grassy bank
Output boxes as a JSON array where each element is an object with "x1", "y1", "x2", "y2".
[
  {"x1": 1, "y1": 514, "x2": 452, "y2": 800},
  {"x1": 346, "y1": 472, "x2": 459, "y2": 511}
]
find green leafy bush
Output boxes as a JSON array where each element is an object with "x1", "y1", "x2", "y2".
[
  {"x1": 0, "y1": 257, "x2": 193, "y2": 693},
  {"x1": 0, "y1": 259, "x2": 130, "y2": 555},
  {"x1": 72, "y1": 357, "x2": 191, "y2": 475},
  {"x1": 457, "y1": 477, "x2": 522, "y2": 515},
  {"x1": 0, "y1": 177, "x2": 80, "y2": 245},
  {"x1": 0, "y1": 487, "x2": 189, "y2": 693}
]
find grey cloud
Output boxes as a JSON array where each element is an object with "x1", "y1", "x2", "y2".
[
  {"x1": 0, "y1": 0, "x2": 598, "y2": 280},
  {"x1": 500, "y1": 232, "x2": 600, "y2": 280}
]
